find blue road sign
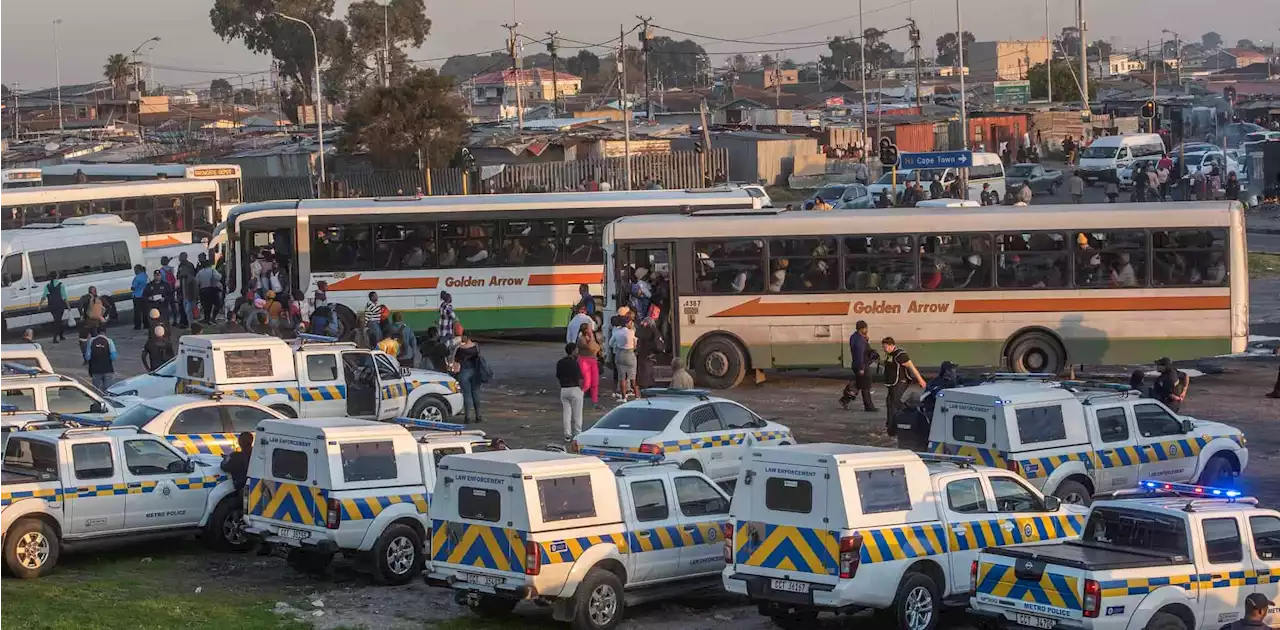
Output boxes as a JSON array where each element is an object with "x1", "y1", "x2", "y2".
[{"x1": 899, "y1": 150, "x2": 974, "y2": 169}]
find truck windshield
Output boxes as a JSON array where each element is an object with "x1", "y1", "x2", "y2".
[
  {"x1": 1007, "y1": 165, "x2": 1037, "y2": 177},
  {"x1": 1083, "y1": 506, "x2": 1189, "y2": 557},
  {"x1": 111, "y1": 404, "x2": 165, "y2": 428}
]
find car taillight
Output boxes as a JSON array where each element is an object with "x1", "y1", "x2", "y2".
[
  {"x1": 1082, "y1": 579, "x2": 1101, "y2": 617},
  {"x1": 838, "y1": 534, "x2": 863, "y2": 579},
  {"x1": 722, "y1": 522, "x2": 735, "y2": 565},
  {"x1": 969, "y1": 561, "x2": 979, "y2": 596},
  {"x1": 326, "y1": 498, "x2": 341, "y2": 529},
  {"x1": 525, "y1": 540, "x2": 541, "y2": 576},
  {"x1": 638, "y1": 443, "x2": 662, "y2": 456}
]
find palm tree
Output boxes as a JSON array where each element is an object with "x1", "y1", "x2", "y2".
[{"x1": 103, "y1": 53, "x2": 132, "y2": 98}]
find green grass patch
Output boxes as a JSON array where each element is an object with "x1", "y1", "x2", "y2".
[
  {"x1": 1249, "y1": 252, "x2": 1280, "y2": 278},
  {"x1": 1, "y1": 551, "x2": 310, "y2": 630}
]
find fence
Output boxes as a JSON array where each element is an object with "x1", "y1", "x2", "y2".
[{"x1": 241, "y1": 149, "x2": 727, "y2": 202}]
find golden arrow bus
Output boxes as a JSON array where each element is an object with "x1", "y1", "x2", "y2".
[{"x1": 602, "y1": 202, "x2": 1248, "y2": 387}]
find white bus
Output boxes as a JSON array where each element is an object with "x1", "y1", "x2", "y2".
[
  {"x1": 603, "y1": 202, "x2": 1248, "y2": 387},
  {"x1": 42, "y1": 163, "x2": 243, "y2": 206},
  {"x1": 1, "y1": 179, "x2": 221, "y2": 249},
  {"x1": 1, "y1": 169, "x2": 43, "y2": 189},
  {"x1": 224, "y1": 189, "x2": 762, "y2": 333}
]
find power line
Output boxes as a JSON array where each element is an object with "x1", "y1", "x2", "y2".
[{"x1": 732, "y1": 0, "x2": 918, "y2": 42}]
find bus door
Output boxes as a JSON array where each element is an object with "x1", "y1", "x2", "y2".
[{"x1": 614, "y1": 242, "x2": 676, "y2": 379}]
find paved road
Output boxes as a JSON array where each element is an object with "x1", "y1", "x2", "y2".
[{"x1": 1248, "y1": 232, "x2": 1280, "y2": 253}]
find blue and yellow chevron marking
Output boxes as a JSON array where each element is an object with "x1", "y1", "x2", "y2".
[
  {"x1": 338, "y1": 493, "x2": 429, "y2": 521},
  {"x1": 431, "y1": 519, "x2": 526, "y2": 572},
  {"x1": 949, "y1": 514, "x2": 1086, "y2": 551},
  {"x1": 380, "y1": 383, "x2": 408, "y2": 400},
  {"x1": 734, "y1": 521, "x2": 839, "y2": 575},
  {"x1": 177, "y1": 379, "x2": 346, "y2": 402},
  {"x1": 928, "y1": 442, "x2": 1012, "y2": 469},
  {"x1": 628, "y1": 521, "x2": 727, "y2": 553},
  {"x1": 165, "y1": 433, "x2": 238, "y2": 456},
  {"x1": 300, "y1": 385, "x2": 346, "y2": 401},
  {"x1": 859, "y1": 523, "x2": 948, "y2": 563},
  {"x1": 245, "y1": 478, "x2": 328, "y2": 526},
  {"x1": 652, "y1": 429, "x2": 793, "y2": 454},
  {"x1": 930, "y1": 435, "x2": 1245, "y2": 481},
  {"x1": 2, "y1": 476, "x2": 228, "y2": 506},
  {"x1": 173, "y1": 474, "x2": 229, "y2": 490},
  {"x1": 1098, "y1": 569, "x2": 1277, "y2": 597},
  {"x1": 1, "y1": 487, "x2": 63, "y2": 507},
  {"x1": 976, "y1": 562, "x2": 1083, "y2": 611},
  {"x1": 411, "y1": 379, "x2": 459, "y2": 394},
  {"x1": 540, "y1": 533, "x2": 630, "y2": 564},
  {"x1": 751, "y1": 430, "x2": 792, "y2": 442},
  {"x1": 74, "y1": 481, "x2": 159, "y2": 497}
]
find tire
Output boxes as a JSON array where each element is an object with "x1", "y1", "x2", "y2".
[
  {"x1": 1049, "y1": 182, "x2": 1060, "y2": 196},
  {"x1": 891, "y1": 572, "x2": 941, "y2": 630},
  {"x1": 205, "y1": 497, "x2": 252, "y2": 552},
  {"x1": 1145, "y1": 612, "x2": 1188, "y2": 630},
  {"x1": 571, "y1": 568, "x2": 625, "y2": 630},
  {"x1": 1052, "y1": 480, "x2": 1092, "y2": 506},
  {"x1": 4, "y1": 519, "x2": 59, "y2": 579},
  {"x1": 691, "y1": 336, "x2": 747, "y2": 389},
  {"x1": 409, "y1": 396, "x2": 450, "y2": 422},
  {"x1": 769, "y1": 611, "x2": 819, "y2": 630},
  {"x1": 468, "y1": 594, "x2": 519, "y2": 618},
  {"x1": 1005, "y1": 332, "x2": 1065, "y2": 375},
  {"x1": 269, "y1": 404, "x2": 297, "y2": 419},
  {"x1": 1197, "y1": 456, "x2": 1234, "y2": 487},
  {"x1": 371, "y1": 523, "x2": 423, "y2": 585},
  {"x1": 287, "y1": 549, "x2": 333, "y2": 576}
]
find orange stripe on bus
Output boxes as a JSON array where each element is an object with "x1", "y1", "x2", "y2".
[
  {"x1": 142, "y1": 236, "x2": 186, "y2": 247},
  {"x1": 325, "y1": 274, "x2": 440, "y2": 291},
  {"x1": 528, "y1": 272, "x2": 603, "y2": 286},
  {"x1": 953, "y1": 296, "x2": 1230, "y2": 314},
  {"x1": 712, "y1": 298, "x2": 851, "y2": 318}
]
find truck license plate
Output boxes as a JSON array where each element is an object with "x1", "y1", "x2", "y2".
[
  {"x1": 1016, "y1": 613, "x2": 1057, "y2": 629},
  {"x1": 275, "y1": 527, "x2": 311, "y2": 541},
  {"x1": 769, "y1": 579, "x2": 810, "y2": 594},
  {"x1": 463, "y1": 573, "x2": 505, "y2": 587}
]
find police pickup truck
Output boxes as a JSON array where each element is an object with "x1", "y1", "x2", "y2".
[
  {"x1": 970, "y1": 481, "x2": 1280, "y2": 630},
  {"x1": 928, "y1": 379, "x2": 1248, "y2": 505},
  {"x1": 2, "y1": 363, "x2": 141, "y2": 422},
  {"x1": 723, "y1": 444, "x2": 1089, "y2": 630},
  {"x1": 425, "y1": 448, "x2": 733, "y2": 630},
  {"x1": 175, "y1": 333, "x2": 462, "y2": 422},
  {"x1": 244, "y1": 417, "x2": 503, "y2": 585},
  {"x1": 1, "y1": 426, "x2": 246, "y2": 578}
]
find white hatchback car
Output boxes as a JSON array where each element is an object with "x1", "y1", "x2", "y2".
[
  {"x1": 109, "y1": 392, "x2": 285, "y2": 458},
  {"x1": 107, "y1": 358, "x2": 180, "y2": 399},
  {"x1": 569, "y1": 388, "x2": 793, "y2": 483}
]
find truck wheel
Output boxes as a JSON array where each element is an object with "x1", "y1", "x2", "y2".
[
  {"x1": 469, "y1": 594, "x2": 519, "y2": 618},
  {"x1": 287, "y1": 549, "x2": 333, "y2": 576},
  {"x1": 769, "y1": 611, "x2": 818, "y2": 630},
  {"x1": 891, "y1": 572, "x2": 940, "y2": 630},
  {"x1": 1052, "y1": 480, "x2": 1092, "y2": 506},
  {"x1": 372, "y1": 523, "x2": 423, "y2": 585},
  {"x1": 1197, "y1": 456, "x2": 1234, "y2": 487},
  {"x1": 1146, "y1": 612, "x2": 1188, "y2": 630},
  {"x1": 572, "y1": 568, "x2": 625, "y2": 630},
  {"x1": 409, "y1": 396, "x2": 449, "y2": 422},
  {"x1": 205, "y1": 497, "x2": 251, "y2": 552},
  {"x1": 4, "y1": 519, "x2": 59, "y2": 579},
  {"x1": 692, "y1": 336, "x2": 747, "y2": 389}
]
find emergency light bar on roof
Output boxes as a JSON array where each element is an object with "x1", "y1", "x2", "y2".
[
  {"x1": 1, "y1": 404, "x2": 17, "y2": 412},
  {"x1": 917, "y1": 452, "x2": 975, "y2": 467},
  {"x1": 639, "y1": 387, "x2": 712, "y2": 400},
  {"x1": 391, "y1": 418, "x2": 468, "y2": 432},
  {"x1": 1140, "y1": 480, "x2": 1242, "y2": 498},
  {"x1": 2, "y1": 362, "x2": 43, "y2": 375},
  {"x1": 297, "y1": 333, "x2": 340, "y2": 344},
  {"x1": 56, "y1": 414, "x2": 113, "y2": 428},
  {"x1": 578, "y1": 447, "x2": 665, "y2": 463},
  {"x1": 185, "y1": 385, "x2": 227, "y2": 400},
  {"x1": 1060, "y1": 380, "x2": 1135, "y2": 393}
]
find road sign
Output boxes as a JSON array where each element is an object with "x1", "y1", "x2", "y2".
[
  {"x1": 993, "y1": 80, "x2": 1031, "y2": 105},
  {"x1": 899, "y1": 150, "x2": 973, "y2": 169}
]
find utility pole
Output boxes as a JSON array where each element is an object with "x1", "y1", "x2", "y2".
[
  {"x1": 53, "y1": 19, "x2": 64, "y2": 131},
  {"x1": 1045, "y1": 0, "x2": 1053, "y2": 102},
  {"x1": 619, "y1": 25, "x2": 632, "y2": 189},
  {"x1": 637, "y1": 16, "x2": 653, "y2": 121},
  {"x1": 908, "y1": 18, "x2": 922, "y2": 109},
  {"x1": 382, "y1": 0, "x2": 391, "y2": 87},
  {"x1": 956, "y1": 0, "x2": 967, "y2": 150},
  {"x1": 1077, "y1": 0, "x2": 1089, "y2": 114},
  {"x1": 546, "y1": 32, "x2": 560, "y2": 116},
  {"x1": 502, "y1": 22, "x2": 524, "y2": 130},
  {"x1": 858, "y1": 0, "x2": 868, "y2": 146}
]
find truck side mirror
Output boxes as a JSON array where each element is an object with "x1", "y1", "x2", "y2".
[
  {"x1": 89, "y1": 401, "x2": 106, "y2": 414},
  {"x1": 401, "y1": 367, "x2": 411, "y2": 377},
  {"x1": 1180, "y1": 419, "x2": 1194, "y2": 433},
  {"x1": 1043, "y1": 495, "x2": 1062, "y2": 512}
]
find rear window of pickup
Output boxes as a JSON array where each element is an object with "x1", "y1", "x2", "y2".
[{"x1": 1084, "y1": 506, "x2": 1190, "y2": 558}]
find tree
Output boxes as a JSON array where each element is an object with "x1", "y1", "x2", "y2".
[
  {"x1": 1201, "y1": 31, "x2": 1222, "y2": 49},
  {"x1": 210, "y1": 78, "x2": 234, "y2": 103},
  {"x1": 1087, "y1": 39, "x2": 1113, "y2": 60},
  {"x1": 730, "y1": 53, "x2": 753, "y2": 73},
  {"x1": 1237, "y1": 39, "x2": 1256, "y2": 50},
  {"x1": 760, "y1": 54, "x2": 776, "y2": 69},
  {"x1": 1028, "y1": 60, "x2": 1095, "y2": 102},
  {"x1": 644, "y1": 37, "x2": 708, "y2": 87},
  {"x1": 820, "y1": 36, "x2": 859, "y2": 79},
  {"x1": 104, "y1": 53, "x2": 132, "y2": 98},
  {"x1": 339, "y1": 68, "x2": 467, "y2": 168},
  {"x1": 781, "y1": 58, "x2": 797, "y2": 70},
  {"x1": 860, "y1": 27, "x2": 897, "y2": 74},
  {"x1": 565, "y1": 50, "x2": 601, "y2": 80},
  {"x1": 345, "y1": 0, "x2": 431, "y2": 86},
  {"x1": 935, "y1": 31, "x2": 974, "y2": 66},
  {"x1": 234, "y1": 88, "x2": 258, "y2": 105},
  {"x1": 1054, "y1": 26, "x2": 1081, "y2": 59}
]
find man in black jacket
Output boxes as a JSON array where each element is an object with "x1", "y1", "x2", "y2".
[
  {"x1": 222, "y1": 432, "x2": 254, "y2": 494},
  {"x1": 840, "y1": 320, "x2": 877, "y2": 412}
]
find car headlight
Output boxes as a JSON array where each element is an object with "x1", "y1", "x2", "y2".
[{"x1": 448, "y1": 380, "x2": 459, "y2": 393}]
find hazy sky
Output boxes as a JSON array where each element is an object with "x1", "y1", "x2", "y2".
[{"x1": 3, "y1": 0, "x2": 1277, "y2": 90}]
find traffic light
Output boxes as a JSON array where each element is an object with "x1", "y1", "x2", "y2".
[
  {"x1": 879, "y1": 140, "x2": 899, "y2": 167},
  {"x1": 1140, "y1": 100, "x2": 1155, "y2": 119}
]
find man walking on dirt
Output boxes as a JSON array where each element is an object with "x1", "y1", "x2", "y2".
[
  {"x1": 840, "y1": 320, "x2": 878, "y2": 412},
  {"x1": 881, "y1": 337, "x2": 927, "y2": 429}
]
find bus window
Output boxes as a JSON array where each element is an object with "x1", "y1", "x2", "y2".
[
  {"x1": 122, "y1": 196, "x2": 156, "y2": 234},
  {"x1": 996, "y1": 232, "x2": 1068, "y2": 289},
  {"x1": 24, "y1": 204, "x2": 57, "y2": 225},
  {"x1": 844, "y1": 235, "x2": 915, "y2": 291},
  {"x1": 768, "y1": 238, "x2": 837, "y2": 292},
  {"x1": 563, "y1": 219, "x2": 603, "y2": 264},
  {"x1": 693, "y1": 239, "x2": 764, "y2": 294},
  {"x1": 1074, "y1": 230, "x2": 1146, "y2": 288},
  {"x1": 374, "y1": 222, "x2": 435, "y2": 270},
  {"x1": 218, "y1": 179, "x2": 242, "y2": 206},
  {"x1": 920, "y1": 234, "x2": 992, "y2": 291},
  {"x1": 192, "y1": 195, "x2": 216, "y2": 227},
  {"x1": 1152, "y1": 229, "x2": 1228, "y2": 287},
  {"x1": 313, "y1": 223, "x2": 374, "y2": 271},
  {"x1": 160, "y1": 195, "x2": 188, "y2": 232},
  {"x1": 439, "y1": 221, "x2": 496, "y2": 268},
  {"x1": 501, "y1": 219, "x2": 559, "y2": 266}
]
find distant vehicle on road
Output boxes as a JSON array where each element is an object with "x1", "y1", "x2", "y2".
[
  {"x1": 802, "y1": 183, "x2": 850, "y2": 209},
  {"x1": 1004, "y1": 163, "x2": 1063, "y2": 194}
]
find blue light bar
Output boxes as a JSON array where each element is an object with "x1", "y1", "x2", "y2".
[
  {"x1": 1140, "y1": 480, "x2": 1242, "y2": 498},
  {"x1": 918, "y1": 452, "x2": 975, "y2": 465},
  {"x1": 578, "y1": 447, "x2": 665, "y2": 463},
  {"x1": 1062, "y1": 380, "x2": 1134, "y2": 392},
  {"x1": 391, "y1": 417, "x2": 467, "y2": 432},
  {"x1": 185, "y1": 385, "x2": 226, "y2": 398},
  {"x1": 59, "y1": 414, "x2": 113, "y2": 428},
  {"x1": 298, "y1": 333, "x2": 340, "y2": 343},
  {"x1": 2, "y1": 362, "x2": 41, "y2": 375},
  {"x1": 640, "y1": 387, "x2": 711, "y2": 398},
  {"x1": 1, "y1": 404, "x2": 17, "y2": 412}
]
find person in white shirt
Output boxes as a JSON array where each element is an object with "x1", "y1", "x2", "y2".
[
  {"x1": 1110, "y1": 253, "x2": 1138, "y2": 287},
  {"x1": 609, "y1": 319, "x2": 638, "y2": 400},
  {"x1": 567, "y1": 304, "x2": 594, "y2": 344}
]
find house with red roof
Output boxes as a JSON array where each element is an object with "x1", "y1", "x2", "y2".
[{"x1": 470, "y1": 68, "x2": 583, "y2": 106}]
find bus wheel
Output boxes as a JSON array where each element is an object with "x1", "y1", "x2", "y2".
[
  {"x1": 1006, "y1": 332, "x2": 1065, "y2": 375},
  {"x1": 334, "y1": 307, "x2": 358, "y2": 341},
  {"x1": 692, "y1": 336, "x2": 747, "y2": 389}
]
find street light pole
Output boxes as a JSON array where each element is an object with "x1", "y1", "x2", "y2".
[
  {"x1": 1163, "y1": 30, "x2": 1182, "y2": 89},
  {"x1": 859, "y1": 0, "x2": 869, "y2": 147},
  {"x1": 382, "y1": 0, "x2": 391, "y2": 87},
  {"x1": 274, "y1": 12, "x2": 326, "y2": 188},
  {"x1": 53, "y1": 19, "x2": 63, "y2": 131},
  {"x1": 1044, "y1": 0, "x2": 1052, "y2": 102},
  {"x1": 956, "y1": 0, "x2": 967, "y2": 150},
  {"x1": 130, "y1": 37, "x2": 160, "y2": 136}
]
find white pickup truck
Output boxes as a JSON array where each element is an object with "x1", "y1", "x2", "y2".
[
  {"x1": 425, "y1": 448, "x2": 733, "y2": 630},
  {"x1": 969, "y1": 481, "x2": 1280, "y2": 630}
]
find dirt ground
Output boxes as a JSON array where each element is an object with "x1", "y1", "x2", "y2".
[{"x1": 20, "y1": 329, "x2": 1280, "y2": 630}]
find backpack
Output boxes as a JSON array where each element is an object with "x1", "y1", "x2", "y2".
[
  {"x1": 883, "y1": 349, "x2": 907, "y2": 386},
  {"x1": 477, "y1": 355, "x2": 494, "y2": 384},
  {"x1": 162, "y1": 267, "x2": 176, "y2": 287}
]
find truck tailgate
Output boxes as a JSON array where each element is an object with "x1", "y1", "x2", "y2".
[
  {"x1": 974, "y1": 552, "x2": 1087, "y2": 624},
  {"x1": 985, "y1": 542, "x2": 1181, "y2": 571}
]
